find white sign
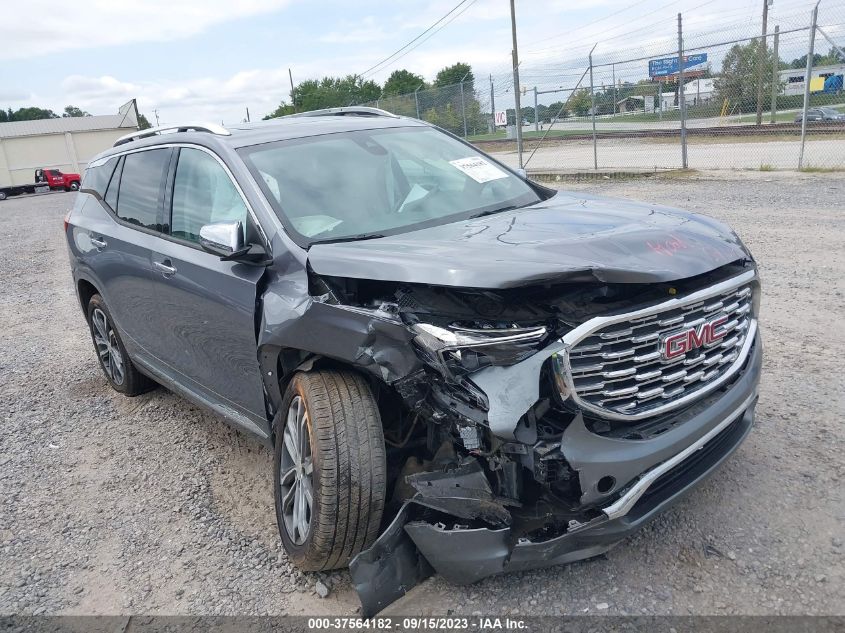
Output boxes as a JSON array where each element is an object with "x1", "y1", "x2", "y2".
[
  {"x1": 494, "y1": 110, "x2": 508, "y2": 126},
  {"x1": 449, "y1": 157, "x2": 508, "y2": 184}
]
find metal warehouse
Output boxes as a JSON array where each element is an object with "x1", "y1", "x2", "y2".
[{"x1": 0, "y1": 100, "x2": 140, "y2": 187}]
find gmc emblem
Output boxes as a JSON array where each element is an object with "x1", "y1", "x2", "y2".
[{"x1": 661, "y1": 316, "x2": 729, "y2": 360}]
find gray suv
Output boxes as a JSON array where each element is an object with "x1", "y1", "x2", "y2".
[{"x1": 66, "y1": 108, "x2": 761, "y2": 614}]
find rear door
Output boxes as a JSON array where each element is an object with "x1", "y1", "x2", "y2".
[
  {"x1": 78, "y1": 148, "x2": 173, "y2": 364},
  {"x1": 145, "y1": 146, "x2": 267, "y2": 422}
]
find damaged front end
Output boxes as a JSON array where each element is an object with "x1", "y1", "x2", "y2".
[{"x1": 294, "y1": 261, "x2": 762, "y2": 615}]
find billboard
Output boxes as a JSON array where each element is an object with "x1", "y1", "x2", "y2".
[
  {"x1": 494, "y1": 110, "x2": 508, "y2": 126},
  {"x1": 649, "y1": 53, "x2": 708, "y2": 78}
]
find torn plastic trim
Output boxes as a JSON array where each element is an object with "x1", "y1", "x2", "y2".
[
  {"x1": 351, "y1": 395, "x2": 757, "y2": 613},
  {"x1": 469, "y1": 269, "x2": 758, "y2": 439}
]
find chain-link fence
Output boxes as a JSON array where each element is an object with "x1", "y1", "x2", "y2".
[
  {"x1": 362, "y1": 79, "x2": 493, "y2": 139},
  {"x1": 356, "y1": 0, "x2": 845, "y2": 173}
]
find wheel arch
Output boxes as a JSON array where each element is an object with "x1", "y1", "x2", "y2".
[
  {"x1": 260, "y1": 345, "x2": 394, "y2": 437},
  {"x1": 77, "y1": 278, "x2": 100, "y2": 316}
]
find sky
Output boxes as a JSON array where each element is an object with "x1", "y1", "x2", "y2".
[{"x1": 2, "y1": 0, "x2": 843, "y2": 125}]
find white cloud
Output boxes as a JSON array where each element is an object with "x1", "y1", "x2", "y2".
[
  {"x1": 1, "y1": 0, "x2": 293, "y2": 60},
  {"x1": 319, "y1": 16, "x2": 390, "y2": 43}
]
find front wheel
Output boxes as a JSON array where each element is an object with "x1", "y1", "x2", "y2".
[{"x1": 274, "y1": 370, "x2": 386, "y2": 571}]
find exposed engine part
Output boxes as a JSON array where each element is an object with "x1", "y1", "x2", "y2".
[{"x1": 459, "y1": 425, "x2": 482, "y2": 451}]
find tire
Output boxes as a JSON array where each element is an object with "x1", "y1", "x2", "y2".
[
  {"x1": 274, "y1": 370, "x2": 386, "y2": 571},
  {"x1": 86, "y1": 294, "x2": 155, "y2": 396},
  {"x1": 69, "y1": 181, "x2": 80, "y2": 191},
  {"x1": 0, "y1": 191, "x2": 6, "y2": 201}
]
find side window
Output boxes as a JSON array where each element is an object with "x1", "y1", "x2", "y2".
[
  {"x1": 104, "y1": 156, "x2": 123, "y2": 210},
  {"x1": 82, "y1": 157, "x2": 118, "y2": 197},
  {"x1": 115, "y1": 149, "x2": 171, "y2": 231},
  {"x1": 170, "y1": 148, "x2": 248, "y2": 244}
]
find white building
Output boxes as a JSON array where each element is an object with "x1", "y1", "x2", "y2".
[
  {"x1": 658, "y1": 77, "x2": 717, "y2": 111},
  {"x1": 779, "y1": 63, "x2": 845, "y2": 96},
  {"x1": 0, "y1": 100, "x2": 139, "y2": 187},
  {"x1": 683, "y1": 78, "x2": 716, "y2": 105}
]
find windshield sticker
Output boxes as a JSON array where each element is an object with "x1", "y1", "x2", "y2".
[{"x1": 449, "y1": 157, "x2": 509, "y2": 183}]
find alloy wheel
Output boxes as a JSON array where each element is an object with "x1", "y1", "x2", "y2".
[
  {"x1": 279, "y1": 395, "x2": 313, "y2": 545},
  {"x1": 91, "y1": 308, "x2": 125, "y2": 386}
]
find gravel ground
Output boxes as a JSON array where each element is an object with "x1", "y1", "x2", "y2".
[{"x1": 1, "y1": 174, "x2": 843, "y2": 617}]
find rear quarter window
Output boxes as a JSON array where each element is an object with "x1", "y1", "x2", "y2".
[{"x1": 81, "y1": 157, "x2": 119, "y2": 198}]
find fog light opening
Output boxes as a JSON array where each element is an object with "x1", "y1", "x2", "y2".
[{"x1": 597, "y1": 476, "x2": 616, "y2": 494}]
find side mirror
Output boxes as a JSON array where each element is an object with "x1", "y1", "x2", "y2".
[
  {"x1": 516, "y1": 168, "x2": 527, "y2": 179},
  {"x1": 199, "y1": 221, "x2": 247, "y2": 260}
]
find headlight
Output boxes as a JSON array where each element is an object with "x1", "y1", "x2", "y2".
[{"x1": 411, "y1": 322, "x2": 547, "y2": 379}]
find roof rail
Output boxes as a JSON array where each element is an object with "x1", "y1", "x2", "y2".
[
  {"x1": 113, "y1": 122, "x2": 231, "y2": 147},
  {"x1": 283, "y1": 106, "x2": 398, "y2": 120}
]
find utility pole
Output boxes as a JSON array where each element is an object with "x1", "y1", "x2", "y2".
[
  {"x1": 489, "y1": 75, "x2": 496, "y2": 133},
  {"x1": 755, "y1": 0, "x2": 771, "y2": 126},
  {"x1": 770, "y1": 25, "x2": 780, "y2": 123},
  {"x1": 588, "y1": 43, "x2": 598, "y2": 170},
  {"x1": 612, "y1": 63, "x2": 617, "y2": 114},
  {"x1": 288, "y1": 68, "x2": 296, "y2": 113},
  {"x1": 153, "y1": 109, "x2": 160, "y2": 126},
  {"x1": 510, "y1": 0, "x2": 524, "y2": 167},
  {"x1": 677, "y1": 13, "x2": 688, "y2": 169},
  {"x1": 245, "y1": 107, "x2": 250, "y2": 123},
  {"x1": 533, "y1": 87, "x2": 539, "y2": 131},
  {"x1": 799, "y1": 2, "x2": 819, "y2": 169}
]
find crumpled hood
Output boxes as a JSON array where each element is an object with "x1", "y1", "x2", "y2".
[{"x1": 306, "y1": 191, "x2": 751, "y2": 288}]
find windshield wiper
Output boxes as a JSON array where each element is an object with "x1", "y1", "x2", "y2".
[
  {"x1": 468, "y1": 204, "x2": 521, "y2": 220},
  {"x1": 313, "y1": 233, "x2": 386, "y2": 245}
]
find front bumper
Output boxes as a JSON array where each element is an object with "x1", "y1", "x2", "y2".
[{"x1": 351, "y1": 331, "x2": 761, "y2": 615}]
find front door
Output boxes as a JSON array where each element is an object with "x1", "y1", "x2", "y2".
[{"x1": 145, "y1": 146, "x2": 267, "y2": 422}]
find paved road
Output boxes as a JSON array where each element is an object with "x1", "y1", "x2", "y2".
[
  {"x1": 1, "y1": 175, "x2": 843, "y2": 617},
  {"x1": 490, "y1": 137, "x2": 845, "y2": 171}
]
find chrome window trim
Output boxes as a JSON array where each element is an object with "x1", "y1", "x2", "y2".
[
  {"x1": 88, "y1": 143, "x2": 271, "y2": 248},
  {"x1": 559, "y1": 269, "x2": 758, "y2": 422}
]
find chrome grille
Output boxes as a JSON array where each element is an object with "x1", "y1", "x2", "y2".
[{"x1": 565, "y1": 280, "x2": 755, "y2": 419}]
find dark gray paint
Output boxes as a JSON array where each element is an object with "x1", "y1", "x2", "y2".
[
  {"x1": 147, "y1": 239, "x2": 267, "y2": 421},
  {"x1": 308, "y1": 191, "x2": 751, "y2": 288}
]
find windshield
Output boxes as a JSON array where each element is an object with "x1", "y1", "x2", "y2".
[{"x1": 239, "y1": 126, "x2": 541, "y2": 245}]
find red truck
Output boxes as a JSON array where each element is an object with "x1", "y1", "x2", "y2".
[{"x1": 0, "y1": 168, "x2": 82, "y2": 201}]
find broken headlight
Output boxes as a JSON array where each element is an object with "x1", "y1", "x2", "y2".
[{"x1": 411, "y1": 323, "x2": 547, "y2": 379}]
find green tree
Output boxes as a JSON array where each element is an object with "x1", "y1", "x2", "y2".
[
  {"x1": 263, "y1": 102, "x2": 295, "y2": 119},
  {"x1": 137, "y1": 113, "x2": 152, "y2": 130},
  {"x1": 790, "y1": 53, "x2": 823, "y2": 69},
  {"x1": 290, "y1": 75, "x2": 382, "y2": 111},
  {"x1": 568, "y1": 89, "x2": 592, "y2": 117},
  {"x1": 383, "y1": 69, "x2": 425, "y2": 96},
  {"x1": 63, "y1": 105, "x2": 90, "y2": 117},
  {"x1": 715, "y1": 40, "x2": 782, "y2": 109},
  {"x1": 433, "y1": 62, "x2": 474, "y2": 90},
  {"x1": 7, "y1": 107, "x2": 59, "y2": 121}
]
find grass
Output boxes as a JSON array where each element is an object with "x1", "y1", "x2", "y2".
[
  {"x1": 759, "y1": 164, "x2": 775, "y2": 171},
  {"x1": 798, "y1": 165, "x2": 845, "y2": 173}
]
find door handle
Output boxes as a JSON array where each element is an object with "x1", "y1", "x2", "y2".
[
  {"x1": 90, "y1": 236, "x2": 107, "y2": 249},
  {"x1": 153, "y1": 261, "x2": 177, "y2": 276}
]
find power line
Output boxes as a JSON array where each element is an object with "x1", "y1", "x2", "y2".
[{"x1": 358, "y1": 0, "x2": 474, "y2": 79}]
